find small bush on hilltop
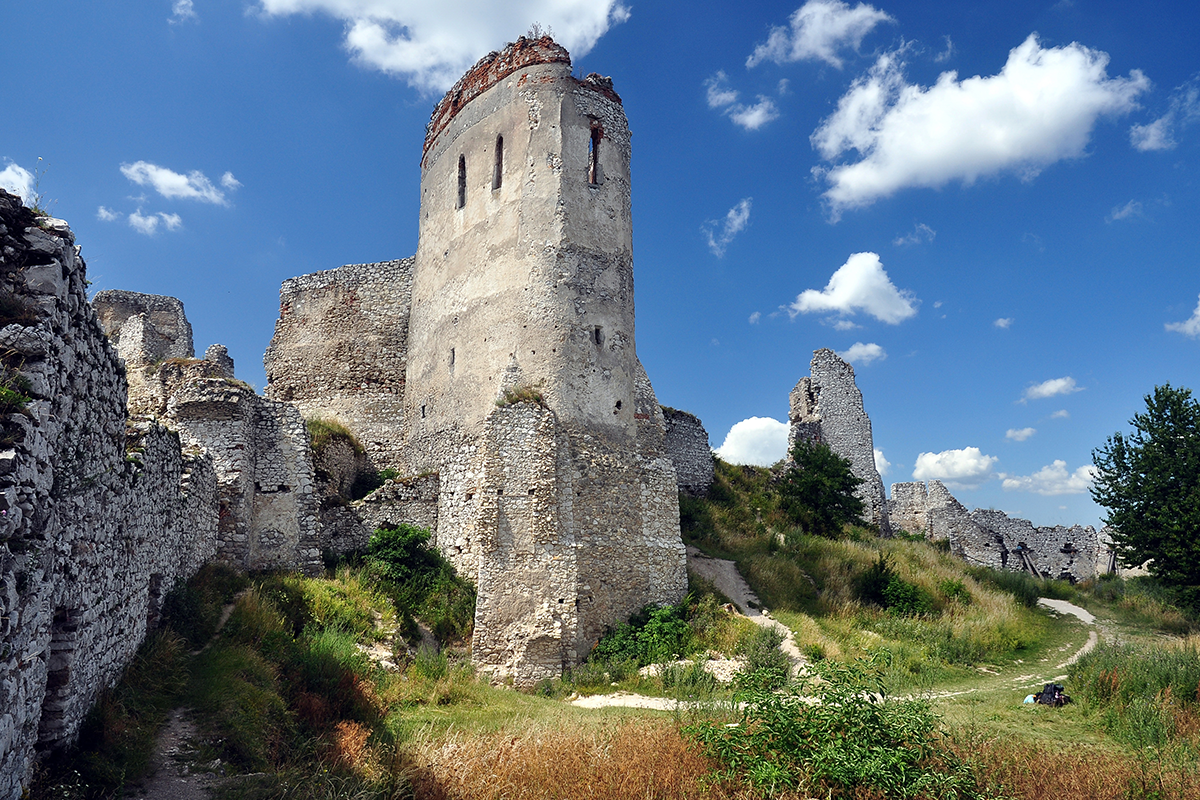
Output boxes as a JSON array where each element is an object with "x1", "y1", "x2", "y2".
[
  {"x1": 365, "y1": 524, "x2": 475, "y2": 643},
  {"x1": 687, "y1": 652, "x2": 992, "y2": 799},
  {"x1": 778, "y1": 439, "x2": 866, "y2": 539}
]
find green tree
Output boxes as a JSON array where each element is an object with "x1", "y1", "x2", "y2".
[
  {"x1": 779, "y1": 439, "x2": 865, "y2": 538},
  {"x1": 1091, "y1": 384, "x2": 1200, "y2": 605}
]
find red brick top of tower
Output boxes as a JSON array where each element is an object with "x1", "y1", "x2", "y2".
[{"x1": 422, "y1": 35, "x2": 622, "y2": 167}]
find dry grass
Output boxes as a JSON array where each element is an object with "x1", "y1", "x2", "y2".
[
  {"x1": 402, "y1": 718, "x2": 779, "y2": 800},
  {"x1": 957, "y1": 734, "x2": 1200, "y2": 800}
]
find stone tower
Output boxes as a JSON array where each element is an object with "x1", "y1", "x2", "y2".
[{"x1": 403, "y1": 37, "x2": 686, "y2": 684}]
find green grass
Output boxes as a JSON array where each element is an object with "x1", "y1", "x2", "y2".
[{"x1": 306, "y1": 417, "x2": 364, "y2": 455}]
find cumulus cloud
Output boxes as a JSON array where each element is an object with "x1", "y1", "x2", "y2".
[
  {"x1": 256, "y1": 0, "x2": 629, "y2": 93},
  {"x1": 874, "y1": 447, "x2": 890, "y2": 476},
  {"x1": 749, "y1": 311, "x2": 762, "y2": 324},
  {"x1": 702, "y1": 198, "x2": 752, "y2": 257},
  {"x1": 994, "y1": 317, "x2": 1013, "y2": 329},
  {"x1": 838, "y1": 341, "x2": 885, "y2": 365},
  {"x1": 1005, "y1": 427, "x2": 1036, "y2": 441},
  {"x1": 220, "y1": 171, "x2": 242, "y2": 190},
  {"x1": 716, "y1": 417, "x2": 790, "y2": 466},
  {"x1": 0, "y1": 161, "x2": 35, "y2": 205},
  {"x1": 789, "y1": 252, "x2": 917, "y2": 324},
  {"x1": 128, "y1": 209, "x2": 183, "y2": 235},
  {"x1": 912, "y1": 447, "x2": 997, "y2": 489},
  {"x1": 96, "y1": 206, "x2": 120, "y2": 222},
  {"x1": 747, "y1": 0, "x2": 894, "y2": 70},
  {"x1": 728, "y1": 98, "x2": 781, "y2": 130},
  {"x1": 170, "y1": 0, "x2": 197, "y2": 23},
  {"x1": 1051, "y1": 409, "x2": 1070, "y2": 419},
  {"x1": 1000, "y1": 460, "x2": 1096, "y2": 495},
  {"x1": 704, "y1": 74, "x2": 780, "y2": 130},
  {"x1": 893, "y1": 222, "x2": 935, "y2": 245},
  {"x1": 1106, "y1": 199, "x2": 1144, "y2": 222},
  {"x1": 1130, "y1": 76, "x2": 1200, "y2": 151},
  {"x1": 1021, "y1": 376, "x2": 1081, "y2": 402},
  {"x1": 811, "y1": 35, "x2": 1149, "y2": 216},
  {"x1": 1166, "y1": 294, "x2": 1200, "y2": 339},
  {"x1": 120, "y1": 161, "x2": 233, "y2": 204}
]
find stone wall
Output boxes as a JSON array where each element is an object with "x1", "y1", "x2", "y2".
[
  {"x1": 661, "y1": 407, "x2": 714, "y2": 497},
  {"x1": 789, "y1": 349, "x2": 891, "y2": 534},
  {"x1": 889, "y1": 479, "x2": 1106, "y2": 581},
  {"x1": 0, "y1": 192, "x2": 219, "y2": 798},
  {"x1": 95, "y1": 297, "x2": 322, "y2": 575},
  {"x1": 264, "y1": 259, "x2": 413, "y2": 471}
]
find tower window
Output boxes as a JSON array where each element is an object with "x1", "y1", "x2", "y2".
[
  {"x1": 456, "y1": 155, "x2": 466, "y2": 209},
  {"x1": 492, "y1": 135, "x2": 504, "y2": 190},
  {"x1": 588, "y1": 126, "x2": 601, "y2": 185},
  {"x1": 593, "y1": 326, "x2": 603, "y2": 346}
]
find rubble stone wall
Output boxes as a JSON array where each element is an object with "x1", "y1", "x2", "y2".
[
  {"x1": 789, "y1": 349, "x2": 891, "y2": 534},
  {"x1": 888, "y1": 479, "x2": 1104, "y2": 580},
  {"x1": 662, "y1": 407, "x2": 714, "y2": 497},
  {"x1": 264, "y1": 259, "x2": 414, "y2": 471},
  {"x1": 0, "y1": 193, "x2": 219, "y2": 799}
]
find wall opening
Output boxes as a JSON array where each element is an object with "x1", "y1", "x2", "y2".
[
  {"x1": 449, "y1": 347, "x2": 455, "y2": 373},
  {"x1": 456, "y1": 155, "x2": 466, "y2": 209},
  {"x1": 588, "y1": 126, "x2": 601, "y2": 185},
  {"x1": 593, "y1": 326, "x2": 603, "y2": 346},
  {"x1": 492, "y1": 135, "x2": 504, "y2": 190},
  {"x1": 37, "y1": 606, "x2": 81, "y2": 749},
  {"x1": 146, "y1": 573, "x2": 165, "y2": 629}
]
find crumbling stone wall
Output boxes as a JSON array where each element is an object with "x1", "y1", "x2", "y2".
[
  {"x1": 0, "y1": 192, "x2": 218, "y2": 798},
  {"x1": 789, "y1": 349, "x2": 891, "y2": 534},
  {"x1": 889, "y1": 479, "x2": 1104, "y2": 581},
  {"x1": 95, "y1": 296, "x2": 322, "y2": 575},
  {"x1": 264, "y1": 259, "x2": 413, "y2": 471},
  {"x1": 662, "y1": 407, "x2": 714, "y2": 497}
]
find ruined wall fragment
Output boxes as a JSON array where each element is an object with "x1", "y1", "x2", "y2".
[
  {"x1": 661, "y1": 407, "x2": 714, "y2": 497},
  {"x1": 789, "y1": 349, "x2": 891, "y2": 534}
]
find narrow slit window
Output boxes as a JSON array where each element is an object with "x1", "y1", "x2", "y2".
[
  {"x1": 593, "y1": 326, "x2": 603, "y2": 346},
  {"x1": 456, "y1": 155, "x2": 466, "y2": 209},
  {"x1": 492, "y1": 135, "x2": 504, "y2": 190},
  {"x1": 588, "y1": 127, "x2": 601, "y2": 185}
]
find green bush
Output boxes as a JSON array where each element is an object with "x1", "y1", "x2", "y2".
[
  {"x1": 736, "y1": 625, "x2": 790, "y2": 691},
  {"x1": 778, "y1": 440, "x2": 866, "y2": 538},
  {"x1": 365, "y1": 525, "x2": 476, "y2": 644},
  {"x1": 687, "y1": 653, "x2": 989, "y2": 798},
  {"x1": 590, "y1": 602, "x2": 695, "y2": 667}
]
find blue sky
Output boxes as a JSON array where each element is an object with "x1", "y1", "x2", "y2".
[{"x1": 3, "y1": 0, "x2": 1197, "y2": 530}]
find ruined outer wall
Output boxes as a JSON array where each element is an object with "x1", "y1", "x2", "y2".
[
  {"x1": 662, "y1": 407, "x2": 714, "y2": 496},
  {"x1": 0, "y1": 193, "x2": 218, "y2": 798},
  {"x1": 789, "y1": 349, "x2": 891, "y2": 534},
  {"x1": 264, "y1": 259, "x2": 413, "y2": 470},
  {"x1": 404, "y1": 39, "x2": 685, "y2": 683}
]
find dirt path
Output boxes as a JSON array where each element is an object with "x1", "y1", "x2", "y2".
[
  {"x1": 124, "y1": 709, "x2": 219, "y2": 799},
  {"x1": 1036, "y1": 598, "x2": 1100, "y2": 669}
]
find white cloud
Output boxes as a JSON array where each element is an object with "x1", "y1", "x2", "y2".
[
  {"x1": 256, "y1": 0, "x2": 629, "y2": 93},
  {"x1": 702, "y1": 198, "x2": 752, "y2": 257},
  {"x1": 1106, "y1": 199, "x2": 1143, "y2": 222},
  {"x1": 128, "y1": 209, "x2": 184, "y2": 235},
  {"x1": 1166, "y1": 293, "x2": 1200, "y2": 339},
  {"x1": 728, "y1": 98, "x2": 781, "y2": 131},
  {"x1": 170, "y1": 0, "x2": 197, "y2": 23},
  {"x1": 892, "y1": 222, "x2": 935, "y2": 245},
  {"x1": 704, "y1": 72, "x2": 739, "y2": 109},
  {"x1": 811, "y1": 35, "x2": 1149, "y2": 216},
  {"x1": 1000, "y1": 460, "x2": 1096, "y2": 495},
  {"x1": 749, "y1": 311, "x2": 761, "y2": 324},
  {"x1": 0, "y1": 161, "x2": 34, "y2": 205},
  {"x1": 747, "y1": 0, "x2": 894, "y2": 70},
  {"x1": 220, "y1": 171, "x2": 242, "y2": 190},
  {"x1": 838, "y1": 341, "x2": 885, "y2": 365},
  {"x1": 912, "y1": 447, "x2": 997, "y2": 489},
  {"x1": 1005, "y1": 427, "x2": 1036, "y2": 442},
  {"x1": 1051, "y1": 409, "x2": 1070, "y2": 419},
  {"x1": 96, "y1": 206, "x2": 120, "y2": 222},
  {"x1": 933, "y1": 35, "x2": 954, "y2": 64},
  {"x1": 1022, "y1": 376, "x2": 1081, "y2": 402},
  {"x1": 831, "y1": 319, "x2": 860, "y2": 331},
  {"x1": 994, "y1": 317, "x2": 1013, "y2": 329},
  {"x1": 789, "y1": 251, "x2": 917, "y2": 324},
  {"x1": 874, "y1": 447, "x2": 891, "y2": 476},
  {"x1": 120, "y1": 161, "x2": 230, "y2": 204},
  {"x1": 716, "y1": 417, "x2": 790, "y2": 466},
  {"x1": 1130, "y1": 75, "x2": 1200, "y2": 151}
]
